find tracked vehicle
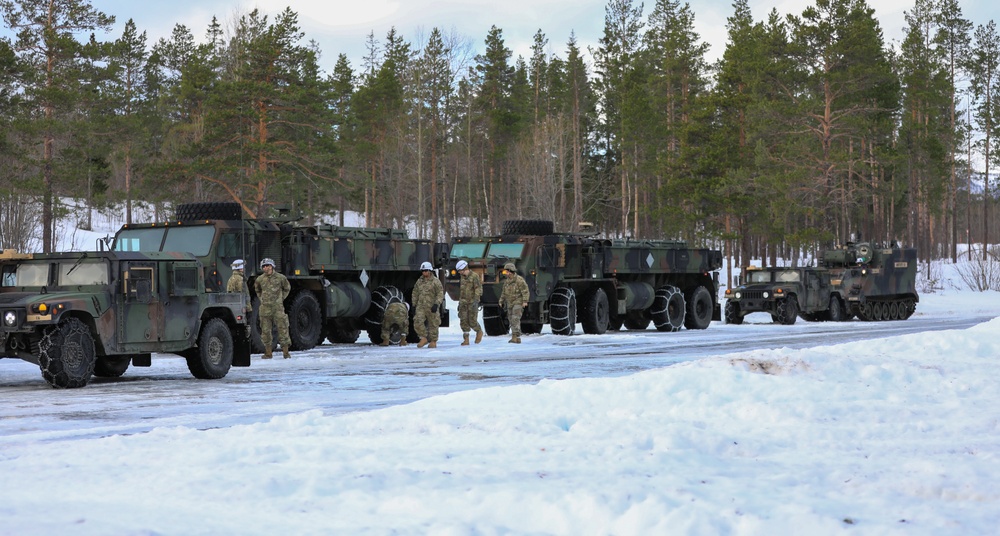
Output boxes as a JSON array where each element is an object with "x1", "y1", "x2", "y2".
[
  {"x1": 445, "y1": 220, "x2": 722, "y2": 336},
  {"x1": 820, "y1": 242, "x2": 918, "y2": 321}
]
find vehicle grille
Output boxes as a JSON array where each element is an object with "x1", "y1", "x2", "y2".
[{"x1": 741, "y1": 290, "x2": 767, "y2": 300}]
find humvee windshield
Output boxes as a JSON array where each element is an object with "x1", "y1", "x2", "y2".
[
  {"x1": 486, "y1": 243, "x2": 524, "y2": 259},
  {"x1": 2, "y1": 263, "x2": 48, "y2": 287},
  {"x1": 450, "y1": 243, "x2": 487, "y2": 259},
  {"x1": 746, "y1": 270, "x2": 772, "y2": 284},
  {"x1": 58, "y1": 261, "x2": 109, "y2": 286},
  {"x1": 775, "y1": 270, "x2": 801, "y2": 282},
  {"x1": 115, "y1": 225, "x2": 216, "y2": 256}
]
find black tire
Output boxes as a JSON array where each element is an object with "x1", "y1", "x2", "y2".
[
  {"x1": 651, "y1": 285, "x2": 685, "y2": 332},
  {"x1": 327, "y1": 318, "x2": 361, "y2": 344},
  {"x1": 94, "y1": 356, "x2": 131, "y2": 378},
  {"x1": 38, "y1": 317, "x2": 96, "y2": 388},
  {"x1": 827, "y1": 296, "x2": 843, "y2": 322},
  {"x1": 364, "y1": 286, "x2": 405, "y2": 344},
  {"x1": 521, "y1": 323, "x2": 543, "y2": 334},
  {"x1": 683, "y1": 286, "x2": 713, "y2": 330},
  {"x1": 608, "y1": 314, "x2": 623, "y2": 332},
  {"x1": 580, "y1": 288, "x2": 609, "y2": 335},
  {"x1": 288, "y1": 290, "x2": 323, "y2": 350},
  {"x1": 501, "y1": 219, "x2": 554, "y2": 236},
  {"x1": 623, "y1": 310, "x2": 651, "y2": 330},
  {"x1": 724, "y1": 300, "x2": 744, "y2": 325},
  {"x1": 776, "y1": 297, "x2": 798, "y2": 325},
  {"x1": 549, "y1": 287, "x2": 577, "y2": 335},
  {"x1": 483, "y1": 304, "x2": 510, "y2": 336},
  {"x1": 188, "y1": 318, "x2": 234, "y2": 379},
  {"x1": 174, "y1": 202, "x2": 243, "y2": 221}
]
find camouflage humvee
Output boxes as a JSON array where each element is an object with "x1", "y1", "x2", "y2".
[
  {"x1": 0, "y1": 249, "x2": 251, "y2": 388},
  {"x1": 723, "y1": 266, "x2": 845, "y2": 325},
  {"x1": 446, "y1": 220, "x2": 722, "y2": 336},
  {"x1": 820, "y1": 242, "x2": 918, "y2": 321}
]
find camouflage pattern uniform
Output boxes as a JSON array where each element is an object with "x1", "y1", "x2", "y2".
[
  {"x1": 458, "y1": 268, "x2": 483, "y2": 343},
  {"x1": 381, "y1": 301, "x2": 410, "y2": 346},
  {"x1": 498, "y1": 263, "x2": 530, "y2": 342},
  {"x1": 412, "y1": 271, "x2": 444, "y2": 346},
  {"x1": 254, "y1": 268, "x2": 291, "y2": 356},
  {"x1": 226, "y1": 271, "x2": 251, "y2": 313}
]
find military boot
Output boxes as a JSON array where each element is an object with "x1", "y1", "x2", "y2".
[
  {"x1": 379, "y1": 339, "x2": 390, "y2": 346},
  {"x1": 508, "y1": 336, "x2": 516, "y2": 344},
  {"x1": 263, "y1": 348, "x2": 273, "y2": 359},
  {"x1": 282, "y1": 347, "x2": 291, "y2": 359},
  {"x1": 512, "y1": 335, "x2": 522, "y2": 344},
  {"x1": 428, "y1": 340, "x2": 437, "y2": 348},
  {"x1": 417, "y1": 337, "x2": 428, "y2": 348},
  {"x1": 399, "y1": 339, "x2": 408, "y2": 347},
  {"x1": 474, "y1": 331, "x2": 483, "y2": 344},
  {"x1": 461, "y1": 334, "x2": 470, "y2": 346}
]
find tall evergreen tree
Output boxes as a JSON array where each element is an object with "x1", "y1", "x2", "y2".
[{"x1": 967, "y1": 20, "x2": 999, "y2": 259}]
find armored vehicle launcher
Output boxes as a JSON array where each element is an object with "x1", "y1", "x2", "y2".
[
  {"x1": 820, "y1": 242, "x2": 918, "y2": 321},
  {"x1": 445, "y1": 220, "x2": 722, "y2": 336}
]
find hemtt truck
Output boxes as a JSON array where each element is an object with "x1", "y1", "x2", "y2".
[
  {"x1": 111, "y1": 202, "x2": 448, "y2": 349},
  {"x1": 0, "y1": 249, "x2": 251, "y2": 388},
  {"x1": 445, "y1": 220, "x2": 723, "y2": 336}
]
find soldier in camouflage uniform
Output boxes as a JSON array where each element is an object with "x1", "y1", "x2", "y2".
[
  {"x1": 412, "y1": 261, "x2": 444, "y2": 348},
  {"x1": 253, "y1": 257, "x2": 292, "y2": 358},
  {"x1": 380, "y1": 301, "x2": 410, "y2": 346},
  {"x1": 498, "y1": 262, "x2": 530, "y2": 343},
  {"x1": 226, "y1": 259, "x2": 252, "y2": 315},
  {"x1": 456, "y1": 259, "x2": 483, "y2": 345}
]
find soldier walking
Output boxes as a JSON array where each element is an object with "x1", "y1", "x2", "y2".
[
  {"x1": 412, "y1": 261, "x2": 444, "y2": 348},
  {"x1": 380, "y1": 301, "x2": 410, "y2": 346},
  {"x1": 456, "y1": 260, "x2": 483, "y2": 345},
  {"x1": 498, "y1": 262, "x2": 529, "y2": 343},
  {"x1": 226, "y1": 259, "x2": 252, "y2": 316},
  {"x1": 254, "y1": 257, "x2": 292, "y2": 359}
]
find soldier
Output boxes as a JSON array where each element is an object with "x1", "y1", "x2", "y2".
[
  {"x1": 412, "y1": 261, "x2": 444, "y2": 348},
  {"x1": 498, "y1": 262, "x2": 530, "y2": 343},
  {"x1": 379, "y1": 301, "x2": 410, "y2": 346},
  {"x1": 226, "y1": 259, "x2": 252, "y2": 316},
  {"x1": 253, "y1": 257, "x2": 292, "y2": 359},
  {"x1": 456, "y1": 259, "x2": 483, "y2": 345}
]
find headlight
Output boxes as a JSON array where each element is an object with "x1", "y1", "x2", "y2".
[
  {"x1": 734, "y1": 292, "x2": 741, "y2": 299},
  {"x1": 762, "y1": 291, "x2": 769, "y2": 298},
  {"x1": 3, "y1": 311, "x2": 15, "y2": 326}
]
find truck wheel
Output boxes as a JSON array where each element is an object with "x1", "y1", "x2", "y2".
[
  {"x1": 288, "y1": 290, "x2": 323, "y2": 350},
  {"x1": 364, "y1": 286, "x2": 405, "y2": 344},
  {"x1": 683, "y1": 286, "x2": 713, "y2": 330},
  {"x1": 483, "y1": 304, "x2": 510, "y2": 336},
  {"x1": 549, "y1": 287, "x2": 577, "y2": 335},
  {"x1": 776, "y1": 298, "x2": 798, "y2": 325},
  {"x1": 174, "y1": 202, "x2": 242, "y2": 221},
  {"x1": 827, "y1": 296, "x2": 843, "y2": 321},
  {"x1": 623, "y1": 310, "x2": 650, "y2": 330},
  {"x1": 500, "y1": 219, "x2": 554, "y2": 236},
  {"x1": 38, "y1": 317, "x2": 96, "y2": 388},
  {"x1": 188, "y1": 318, "x2": 233, "y2": 379},
  {"x1": 580, "y1": 288, "x2": 609, "y2": 335},
  {"x1": 608, "y1": 314, "x2": 623, "y2": 331},
  {"x1": 724, "y1": 301, "x2": 744, "y2": 325},
  {"x1": 651, "y1": 286, "x2": 685, "y2": 332},
  {"x1": 94, "y1": 356, "x2": 131, "y2": 378},
  {"x1": 327, "y1": 318, "x2": 361, "y2": 344}
]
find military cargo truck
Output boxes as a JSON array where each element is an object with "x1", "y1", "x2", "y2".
[
  {"x1": 723, "y1": 266, "x2": 845, "y2": 325},
  {"x1": 0, "y1": 249, "x2": 251, "y2": 388},
  {"x1": 445, "y1": 220, "x2": 722, "y2": 336},
  {"x1": 111, "y1": 202, "x2": 448, "y2": 349},
  {"x1": 820, "y1": 242, "x2": 918, "y2": 321}
]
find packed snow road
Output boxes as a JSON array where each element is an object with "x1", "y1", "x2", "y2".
[{"x1": 0, "y1": 311, "x2": 990, "y2": 448}]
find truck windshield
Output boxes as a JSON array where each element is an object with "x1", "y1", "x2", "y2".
[
  {"x1": 116, "y1": 226, "x2": 216, "y2": 256},
  {"x1": 450, "y1": 243, "x2": 487, "y2": 259},
  {"x1": 486, "y1": 243, "x2": 524, "y2": 259},
  {"x1": 58, "y1": 261, "x2": 109, "y2": 286},
  {"x1": 2, "y1": 264, "x2": 49, "y2": 287},
  {"x1": 746, "y1": 271, "x2": 772, "y2": 284},
  {"x1": 775, "y1": 270, "x2": 801, "y2": 282}
]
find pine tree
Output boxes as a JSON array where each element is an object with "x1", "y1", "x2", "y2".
[{"x1": 967, "y1": 20, "x2": 1000, "y2": 260}]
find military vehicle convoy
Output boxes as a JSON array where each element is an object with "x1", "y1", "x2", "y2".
[
  {"x1": 724, "y1": 241, "x2": 918, "y2": 324},
  {"x1": 111, "y1": 202, "x2": 448, "y2": 349},
  {"x1": 0, "y1": 249, "x2": 251, "y2": 388},
  {"x1": 445, "y1": 220, "x2": 722, "y2": 336}
]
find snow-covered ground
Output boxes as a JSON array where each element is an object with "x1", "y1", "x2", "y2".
[{"x1": 2, "y1": 208, "x2": 999, "y2": 534}]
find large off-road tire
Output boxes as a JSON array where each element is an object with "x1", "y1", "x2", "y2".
[
  {"x1": 827, "y1": 296, "x2": 843, "y2": 322},
  {"x1": 651, "y1": 285, "x2": 685, "y2": 332},
  {"x1": 187, "y1": 318, "x2": 234, "y2": 379},
  {"x1": 326, "y1": 318, "x2": 361, "y2": 344},
  {"x1": 683, "y1": 285, "x2": 713, "y2": 330},
  {"x1": 288, "y1": 290, "x2": 323, "y2": 350},
  {"x1": 776, "y1": 297, "x2": 798, "y2": 325},
  {"x1": 549, "y1": 287, "x2": 577, "y2": 335},
  {"x1": 580, "y1": 288, "x2": 609, "y2": 335},
  {"x1": 501, "y1": 219, "x2": 554, "y2": 236},
  {"x1": 38, "y1": 317, "x2": 96, "y2": 388},
  {"x1": 623, "y1": 310, "x2": 651, "y2": 330},
  {"x1": 94, "y1": 356, "x2": 131, "y2": 378},
  {"x1": 174, "y1": 202, "x2": 242, "y2": 221},
  {"x1": 364, "y1": 286, "x2": 405, "y2": 344},
  {"x1": 724, "y1": 300, "x2": 744, "y2": 325},
  {"x1": 483, "y1": 304, "x2": 510, "y2": 336}
]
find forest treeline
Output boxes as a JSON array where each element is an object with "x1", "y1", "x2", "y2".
[{"x1": 0, "y1": 0, "x2": 998, "y2": 275}]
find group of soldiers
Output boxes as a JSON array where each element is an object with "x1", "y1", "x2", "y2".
[{"x1": 225, "y1": 257, "x2": 531, "y2": 359}]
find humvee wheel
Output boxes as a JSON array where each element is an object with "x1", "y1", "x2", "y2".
[
  {"x1": 581, "y1": 288, "x2": 609, "y2": 335},
  {"x1": 827, "y1": 296, "x2": 843, "y2": 322},
  {"x1": 288, "y1": 290, "x2": 323, "y2": 350},
  {"x1": 776, "y1": 298, "x2": 798, "y2": 325},
  {"x1": 188, "y1": 318, "x2": 234, "y2": 379},
  {"x1": 364, "y1": 286, "x2": 405, "y2": 344},
  {"x1": 327, "y1": 318, "x2": 361, "y2": 344},
  {"x1": 549, "y1": 287, "x2": 577, "y2": 335},
  {"x1": 683, "y1": 286, "x2": 713, "y2": 330},
  {"x1": 483, "y1": 304, "x2": 510, "y2": 336},
  {"x1": 38, "y1": 317, "x2": 96, "y2": 388},
  {"x1": 94, "y1": 356, "x2": 131, "y2": 378},
  {"x1": 724, "y1": 301, "x2": 744, "y2": 325},
  {"x1": 651, "y1": 286, "x2": 685, "y2": 332},
  {"x1": 623, "y1": 310, "x2": 651, "y2": 330}
]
